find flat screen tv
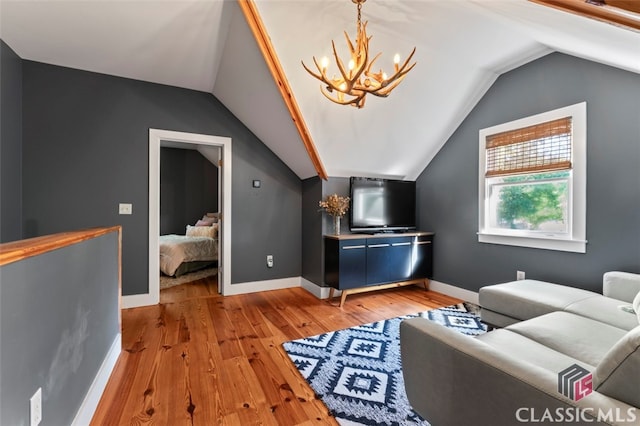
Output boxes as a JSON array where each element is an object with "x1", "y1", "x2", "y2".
[{"x1": 349, "y1": 177, "x2": 416, "y2": 233}]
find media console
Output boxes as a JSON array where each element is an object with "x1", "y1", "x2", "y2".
[{"x1": 324, "y1": 232, "x2": 434, "y2": 307}]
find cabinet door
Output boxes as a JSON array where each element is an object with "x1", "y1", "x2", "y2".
[
  {"x1": 366, "y1": 236, "x2": 412, "y2": 285},
  {"x1": 338, "y1": 239, "x2": 367, "y2": 289},
  {"x1": 412, "y1": 235, "x2": 433, "y2": 279}
]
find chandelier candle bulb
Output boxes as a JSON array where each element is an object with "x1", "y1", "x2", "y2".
[{"x1": 321, "y1": 56, "x2": 329, "y2": 70}]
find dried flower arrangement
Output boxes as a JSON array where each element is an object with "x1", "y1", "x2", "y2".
[{"x1": 319, "y1": 194, "x2": 350, "y2": 217}]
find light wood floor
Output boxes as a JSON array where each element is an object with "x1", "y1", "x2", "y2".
[{"x1": 91, "y1": 277, "x2": 461, "y2": 425}]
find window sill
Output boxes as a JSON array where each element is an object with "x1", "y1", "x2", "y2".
[{"x1": 478, "y1": 232, "x2": 587, "y2": 253}]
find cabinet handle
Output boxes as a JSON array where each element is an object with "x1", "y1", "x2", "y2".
[
  {"x1": 368, "y1": 243, "x2": 390, "y2": 248},
  {"x1": 391, "y1": 242, "x2": 411, "y2": 246},
  {"x1": 414, "y1": 241, "x2": 432, "y2": 245},
  {"x1": 342, "y1": 245, "x2": 365, "y2": 250}
]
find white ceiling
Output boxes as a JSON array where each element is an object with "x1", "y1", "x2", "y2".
[{"x1": 1, "y1": 0, "x2": 639, "y2": 180}]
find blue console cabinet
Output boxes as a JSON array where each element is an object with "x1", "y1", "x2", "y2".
[{"x1": 324, "y1": 232, "x2": 433, "y2": 306}]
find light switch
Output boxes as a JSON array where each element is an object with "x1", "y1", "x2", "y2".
[{"x1": 119, "y1": 203, "x2": 132, "y2": 215}]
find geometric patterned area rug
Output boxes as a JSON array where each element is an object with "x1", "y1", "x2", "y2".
[{"x1": 282, "y1": 303, "x2": 487, "y2": 425}]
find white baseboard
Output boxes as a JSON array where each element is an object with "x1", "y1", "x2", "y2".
[
  {"x1": 122, "y1": 292, "x2": 158, "y2": 309},
  {"x1": 122, "y1": 277, "x2": 302, "y2": 308},
  {"x1": 71, "y1": 334, "x2": 121, "y2": 426},
  {"x1": 429, "y1": 280, "x2": 479, "y2": 304},
  {"x1": 222, "y1": 276, "x2": 301, "y2": 296},
  {"x1": 300, "y1": 278, "x2": 478, "y2": 304},
  {"x1": 301, "y1": 278, "x2": 339, "y2": 299}
]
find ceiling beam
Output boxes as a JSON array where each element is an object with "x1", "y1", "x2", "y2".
[
  {"x1": 237, "y1": 0, "x2": 328, "y2": 180},
  {"x1": 530, "y1": 0, "x2": 640, "y2": 31}
]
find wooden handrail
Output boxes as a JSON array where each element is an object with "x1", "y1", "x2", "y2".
[{"x1": 0, "y1": 226, "x2": 122, "y2": 266}]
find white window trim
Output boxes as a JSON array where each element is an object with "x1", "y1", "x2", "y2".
[{"x1": 478, "y1": 102, "x2": 587, "y2": 253}]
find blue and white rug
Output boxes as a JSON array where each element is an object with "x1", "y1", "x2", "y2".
[{"x1": 282, "y1": 303, "x2": 487, "y2": 425}]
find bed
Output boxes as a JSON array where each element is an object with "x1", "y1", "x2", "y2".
[{"x1": 159, "y1": 224, "x2": 218, "y2": 277}]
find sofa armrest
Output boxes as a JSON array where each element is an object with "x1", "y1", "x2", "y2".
[
  {"x1": 399, "y1": 318, "x2": 632, "y2": 426},
  {"x1": 603, "y1": 271, "x2": 640, "y2": 303}
]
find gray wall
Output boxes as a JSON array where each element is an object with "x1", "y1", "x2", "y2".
[
  {"x1": 302, "y1": 176, "x2": 323, "y2": 285},
  {"x1": 21, "y1": 60, "x2": 301, "y2": 295},
  {"x1": 416, "y1": 53, "x2": 640, "y2": 293},
  {"x1": 0, "y1": 231, "x2": 120, "y2": 425},
  {"x1": 301, "y1": 176, "x2": 350, "y2": 286},
  {"x1": 0, "y1": 40, "x2": 23, "y2": 243},
  {"x1": 160, "y1": 147, "x2": 218, "y2": 235}
]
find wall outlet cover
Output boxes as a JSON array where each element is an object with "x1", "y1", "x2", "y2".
[{"x1": 119, "y1": 203, "x2": 132, "y2": 215}]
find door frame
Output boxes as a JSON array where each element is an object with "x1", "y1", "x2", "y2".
[{"x1": 143, "y1": 129, "x2": 231, "y2": 306}]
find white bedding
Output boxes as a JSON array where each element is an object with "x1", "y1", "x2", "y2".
[{"x1": 159, "y1": 234, "x2": 218, "y2": 276}]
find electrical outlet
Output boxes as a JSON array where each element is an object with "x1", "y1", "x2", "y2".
[
  {"x1": 517, "y1": 270, "x2": 526, "y2": 280},
  {"x1": 30, "y1": 387, "x2": 42, "y2": 426},
  {"x1": 266, "y1": 255, "x2": 273, "y2": 268},
  {"x1": 118, "y1": 203, "x2": 132, "y2": 215}
]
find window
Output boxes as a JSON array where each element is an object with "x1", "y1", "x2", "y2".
[{"x1": 478, "y1": 102, "x2": 587, "y2": 253}]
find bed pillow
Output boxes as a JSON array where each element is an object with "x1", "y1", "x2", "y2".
[
  {"x1": 196, "y1": 218, "x2": 215, "y2": 226},
  {"x1": 186, "y1": 224, "x2": 217, "y2": 238},
  {"x1": 204, "y1": 212, "x2": 219, "y2": 220}
]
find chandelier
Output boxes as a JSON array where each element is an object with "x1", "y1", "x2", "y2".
[{"x1": 302, "y1": 0, "x2": 416, "y2": 109}]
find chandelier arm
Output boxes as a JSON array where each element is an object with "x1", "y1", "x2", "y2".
[
  {"x1": 369, "y1": 67, "x2": 415, "y2": 96},
  {"x1": 363, "y1": 51, "x2": 382, "y2": 76},
  {"x1": 331, "y1": 40, "x2": 352, "y2": 88},
  {"x1": 311, "y1": 55, "x2": 342, "y2": 90},
  {"x1": 369, "y1": 77, "x2": 407, "y2": 97},
  {"x1": 350, "y1": 33, "x2": 370, "y2": 83},
  {"x1": 301, "y1": 59, "x2": 326, "y2": 83},
  {"x1": 386, "y1": 62, "x2": 417, "y2": 84},
  {"x1": 396, "y1": 47, "x2": 417, "y2": 74},
  {"x1": 320, "y1": 84, "x2": 365, "y2": 107},
  {"x1": 344, "y1": 30, "x2": 356, "y2": 58}
]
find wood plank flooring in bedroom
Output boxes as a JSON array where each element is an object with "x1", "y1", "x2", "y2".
[{"x1": 91, "y1": 277, "x2": 461, "y2": 425}]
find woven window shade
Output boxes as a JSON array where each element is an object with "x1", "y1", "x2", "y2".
[{"x1": 485, "y1": 117, "x2": 573, "y2": 177}]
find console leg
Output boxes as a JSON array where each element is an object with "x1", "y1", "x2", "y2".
[
  {"x1": 340, "y1": 290, "x2": 349, "y2": 308},
  {"x1": 423, "y1": 279, "x2": 430, "y2": 291},
  {"x1": 329, "y1": 288, "x2": 335, "y2": 301}
]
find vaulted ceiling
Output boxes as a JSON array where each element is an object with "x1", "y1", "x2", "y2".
[{"x1": 1, "y1": 0, "x2": 639, "y2": 180}]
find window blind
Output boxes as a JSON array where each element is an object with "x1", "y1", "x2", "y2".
[{"x1": 485, "y1": 117, "x2": 572, "y2": 177}]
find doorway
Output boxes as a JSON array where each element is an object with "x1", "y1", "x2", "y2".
[{"x1": 147, "y1": 129, "x2": 232, "y2": 306}]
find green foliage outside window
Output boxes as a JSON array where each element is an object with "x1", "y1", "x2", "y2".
[{"x1": 497, "y1": 172, "x2": 569, "y2": 230}]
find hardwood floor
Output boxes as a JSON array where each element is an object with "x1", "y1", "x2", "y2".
[{"x1": 91, "y1": 277, "x2": 461, "y2": 425}]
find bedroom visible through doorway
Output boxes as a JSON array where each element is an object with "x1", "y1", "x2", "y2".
[{"x1": 140, "y1": 129, "x2": 232, "y2": 309}]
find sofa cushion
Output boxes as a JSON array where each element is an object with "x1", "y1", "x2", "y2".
[
  {"x1": 594, "y1": 325, "x2": 640, "y2": 408},
  {"x1": 506, "y1": 312, "x2": 628, "y2": 366},
  {"x1": 479, "y1": 280, "x2": 598, "y2": 322},
  {"x1": 634, "y1": 291, "x2": 640, "y2": 324},
  {"x1": 564, "y1": 295, "x2": 639, "y2": 331},
  {"x1": 603, "y1": 271, "x2": 640, "y2": 303},
  {"x1": 477, "y1": 329, "x2": 595, "y2": 372}
]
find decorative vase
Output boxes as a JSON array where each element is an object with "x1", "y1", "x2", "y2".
[{"x1": 333, "y1": 215, "x2": 341, "y2": 235}]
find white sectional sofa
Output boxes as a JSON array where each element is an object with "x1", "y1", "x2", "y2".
[{"x1": 400, "y1": 272, "x2": 640, "y2": 426}]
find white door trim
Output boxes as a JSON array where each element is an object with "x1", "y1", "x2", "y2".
[{"x1": 122, "y1": 129, "x2": 232, "y2": 308}]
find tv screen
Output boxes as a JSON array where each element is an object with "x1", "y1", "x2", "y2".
[{"x1": 349, "y1": 177, "x2": 416, "y2": 233}]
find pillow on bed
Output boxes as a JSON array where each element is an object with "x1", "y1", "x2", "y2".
[
  {"x1": 205, "y1": 212, "x2": 219, "y2": 219},
  {"x1": 186, "y1": 224, "x2": 217, "y2": 238},
  {"x1": 196, "y1": 218, "x2": 215, "y2": 226}
]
